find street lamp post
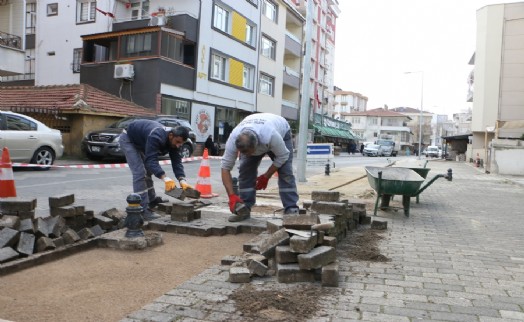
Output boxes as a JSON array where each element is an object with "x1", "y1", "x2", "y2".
[{"x1": 405, "y1": 71, "x2": 424, "y2": 159}]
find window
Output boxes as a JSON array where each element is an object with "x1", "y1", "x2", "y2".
[
  {"x1": 77, "y1": 0, "x2": 96, "y2": 23},
  {"x1": 213, "y1": 4, "x2": 230, "y2": 33},
  {"x1": 211, "y1": 53, "x2": 227, "y2": 81},
  {"x1": 352, "y1": 117, "x2": 360, "y2": 124},
  {"x1": 259, "y1": 73, "x2": 274, "y2": 96},
  {"x1": 161, "y1": 33, "x2": 184, "y2": 62},
  {"x1": 243, "y1": 66, "x2": 254, "y2": 90},
  {"x1": 371, "y1": 118, "x2": 378, "y2": 125},
  {"x1": 47, "y1": 3, "x2": 58, "y2": 16},
  {"x1": 161, "y1": 97, "x2": 191, "y2": 120},
  {"x1": 261, "y1": 35, "x2": 276, "y2": 60},
  {"x1": 131, "y1": 0, "x2": 150, "y2": 20},
  {"x1": 246, "y1": 0, "x2": 258, "y2": 6},
  {"x1": 246, "y1": 23, "x2": 255, "y2": 46},
  {"x1": 262, "y1": 0, "x2": 277, "y2": 22},
  {"x1": 123, "y1": 33, "x2": 153, "y2": 57},
  {"x1": 6, "y1": 114, "x2": 36, "y2": 131},
  {"x1": 72, "y1": 48, "x2": 82, "y2": 73}
]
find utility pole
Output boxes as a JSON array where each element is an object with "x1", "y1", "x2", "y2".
[{"x1": 297, "y1": 0, "x2": 313, "y2": 182}]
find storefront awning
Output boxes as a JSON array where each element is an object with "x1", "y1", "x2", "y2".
[{"x1": 313, "y1": 125, "x2": 358, "y2": 140}]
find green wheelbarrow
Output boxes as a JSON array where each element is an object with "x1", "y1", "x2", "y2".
[{"x1": 365, "y1": 166, "x2": 452, "y2": 217}]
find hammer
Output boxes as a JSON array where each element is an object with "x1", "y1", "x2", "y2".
[{"x1": 310, "y1": 222, "x2": 335, "y2": 236}]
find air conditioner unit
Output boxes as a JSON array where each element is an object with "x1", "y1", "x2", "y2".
[{"x1": 114, "y1": 64, "x2": 134, "y2": 79}]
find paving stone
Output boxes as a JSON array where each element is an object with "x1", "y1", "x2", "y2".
[
  {"x1": 322, "y1": 235, "x2": 337, "y2": 247},
  {"x1": 156, "y1": 203, "x2": 172, "y2": 214},
  {"x1": 0, "y1": 247, "x2": 19, "y2": 263},
  {"x1": 229, "y1": 267, "x2": 250, "y2": 283},
  {"x1": 266, "y1": 218, "x2": 283, "y2": 234},
  {"x1": 0, "y1": 199, "x2": 37, "y2": 212},
  {"x1": 289, "y1": 234, "x2": 317, "y2": 253},
  {"x1": 0, "y1": 227, "x2": 19, "y2": 248},
  {"x1": 311, "y1": 190, "x2": 340, "y2": 202},
  {"x1": 18, "y1": 218, "x2": 34, "y2": 233},
  {"x1": 16, "y1": 232, "x2": 35, "y2": 256},
  {"x1": 282, "y1": 214, "x2": 319, "y2": 230},
  {"x1": 322, "y1": 260, "x2": 339, "y2": 287},
  {"x1": 298, "y1": 246, "x2": 336, "y2": 270},
  {"x1": 102, "y1": 208, "x2": 125, "y2": 223},
  {"x1": 62, "y1": 228, "x2": 81, "y2": 245},
  {"x1": 311, "y1": 201, "x2": 350, "y2": 215},
  {"x1": 34, "y1": 217, "x2": 49, "y2": 237},
  {"x1": 36, "y1": 236, "x2": 56, "y2": 252},
  {"x1": 48, "y1": 194, "x2": 75, "y2": 208},
  {"x1": 52, "y1": 236, "x2": 65, "y2": 248},
  {"x1": 276, "y1": 263, "x2": 315, "y2": 283},
  {"x1": 44, "y1": 215, "x2": 66, "y2": 238},
  {"x1": 78, "y1": 227, "x2": 95, "y2": 240},
  {"x1": 183, "y1": 187, "x2": 201, "y2": 199},
  {"x1": 165, "y1": 187, "x2": 186, "y2": 200},
  {"x1": 257, "y1": 228, "x2": 290, "y2": 257},
  {"x1": 248, "y1": 259, "x2": 268, "y2": 277},
  {"x1": 371, "y1": 220, "x2": 387, "y2": 230},
  {"x1": 90, "y1": 224, "x2": 105, "y2": 236},
  {"x1": 275, "y1": 245, "x2": 298, "y2": 264},
  {"x1": 94, "y1": 214, "x2": 113, "y2": 230},
  {"x1": 50, "y1": 205, "x2": 77, "y2": 218},
  {"x1": 0, "y1": 215, "x2": 20, "y2": 230},
  {"x1": 221, "y1": 255, "x2": 244, "y2": 266}
]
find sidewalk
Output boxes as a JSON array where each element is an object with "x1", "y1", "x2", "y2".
[{"x1": 121, "y1": 160, "x2": 524, "y2": 322}]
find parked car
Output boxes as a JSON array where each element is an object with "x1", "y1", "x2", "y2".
[
  {"x1": 81, "y1": 115, "x2": 197, "y2": 161},
  {"x1": 0, "y1": 111, "x2": 64, "y2": 168},
  {"x1": 363, "y1": 143, "x2": 386, "y2": 157},
  {"x1": 425, "y1": 145, "x2": 440, "y2": 158}
]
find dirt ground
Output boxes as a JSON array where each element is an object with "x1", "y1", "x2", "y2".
[
  {"x1": 0, "y1": 233, "x2": 254, "y2": 322},
  {"x1": 0, "y1": 172, "x2": 385, "y2": 322}
]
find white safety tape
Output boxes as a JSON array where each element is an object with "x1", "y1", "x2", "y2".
[{"x1": 12, "y1": 155, "x2": 225, "y2": 169}]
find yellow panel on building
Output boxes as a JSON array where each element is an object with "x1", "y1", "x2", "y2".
[
  {"x1": 232, "y1": 11, "x2": 246, "y2": 42},
  {"x1": 229, "y1": 59, "x2": 244, "y2": 87}
]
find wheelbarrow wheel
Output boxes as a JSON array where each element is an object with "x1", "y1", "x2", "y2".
[{"x1": 402, "y1": 195, "x2": 411, "y2": 217}]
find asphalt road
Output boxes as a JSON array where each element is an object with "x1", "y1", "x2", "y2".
[{"x1": 12, "y1": 153, "x2": 401, "y2": 217}]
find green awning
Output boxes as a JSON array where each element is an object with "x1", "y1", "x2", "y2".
[{"x1": 313, "y1": 125, "x2": 357, "y2": 140}]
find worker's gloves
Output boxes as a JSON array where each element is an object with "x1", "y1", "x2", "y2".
[
  {"x1": 228, "y1": 194, "x2": 243, "y2": 213},
  {"x1": 255, "y1": 175, "x2": 270, "y2": 190},
  {"x1": 179, "y1": 179, "x2": 192, "y2": 190},
  {"x1": 163, "y1": 177, "x2": 176, "y2": 192}
]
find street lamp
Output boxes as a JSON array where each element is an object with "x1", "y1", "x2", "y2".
[{"x1": 405, "y1": 71, "x2": 424, "y2": 159}]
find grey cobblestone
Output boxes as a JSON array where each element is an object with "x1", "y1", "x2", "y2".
[{"x1": 120, "y1": 161, "x2": 524, "y2": 322}]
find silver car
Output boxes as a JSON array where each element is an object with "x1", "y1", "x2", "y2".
[
  {"x1": 0, "y1": 111, "x2": 64, "y2": 168},
  {"x1": 363, "y1": 144, "x2": 384, "y2": 157}
]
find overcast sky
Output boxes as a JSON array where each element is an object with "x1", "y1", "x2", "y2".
[{"x1": 333, "y1": 0, "x2": 522, "y2": 117}]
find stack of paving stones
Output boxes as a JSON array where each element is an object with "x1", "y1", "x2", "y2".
[
  {"x1": 0, "y1": 194, "x2": 124, "y2": 265},
  {"x1": 224, "y1": 190, "x2": 372, "y2": 287}
]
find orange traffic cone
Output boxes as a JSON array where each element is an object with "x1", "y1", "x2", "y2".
[
  {"x1": 195, "y1": 148, "x2": 218, "y2": 198},
  {"x1": 0, "y1": 147, "x2": 17, "y2": 198}
]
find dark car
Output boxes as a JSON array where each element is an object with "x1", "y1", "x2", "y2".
[{"x1": 81, "y1": 115, "x2": 196, "y2": 161}]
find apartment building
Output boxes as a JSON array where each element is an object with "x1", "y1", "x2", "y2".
[
  {"x1": 470, "y1": 2, "x2": 524, "y2": 174},
  {"x1": 333, "y1": 89, "x2": 368, "y2": 120},
  {"x1": 292, "y1": 0, "x2": 339, "y2": 118},
  {"x1": 257, "y1": 0, "x2": 304, "y2": 122},
  {"x1": 390, "y1": 106, "x2": 433, "y2": 150},
  {"x1": 0, "y1": 0, "x2": 36, "y2": 85}
]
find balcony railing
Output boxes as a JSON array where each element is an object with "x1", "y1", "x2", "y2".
[{"x1": 0, "y1": 31, "x2": 22, "y2": 50}]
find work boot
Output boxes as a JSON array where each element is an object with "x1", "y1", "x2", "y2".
[
  {"x1": 148, "y1": 196, "x2": 168, "y2": 209},
  {"x1": 284, "y1": 207, "x2": 300, "y2": 215},
  {"x1": 228, "y1": 213, "x2": 251, "y2": 222},
  {"x1": 143, "y1": 210, "x2": 161, "y2": 221}
]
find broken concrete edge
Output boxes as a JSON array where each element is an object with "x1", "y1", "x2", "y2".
[{"x1": 0, "y1": 238, "x2": 98, "y2": 277}]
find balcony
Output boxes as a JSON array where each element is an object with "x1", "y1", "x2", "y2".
[
  {"x1": 0, "y1": 31, "x2": 25, "y2": 76},
  {"x1": 284, "y1": 32, "x2": 301, "y2": 57},
  {"x1": 283, "y1": 66, "x2": 300, "y2": 89}
]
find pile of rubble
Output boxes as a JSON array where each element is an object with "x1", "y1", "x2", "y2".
[
  {"x1": 223, "y1": 190, "x2": 373, "y2": 286},
  {"x1": 0, "y1": 194, "x2": 125, "y2": 264}
]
